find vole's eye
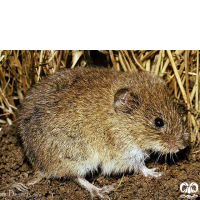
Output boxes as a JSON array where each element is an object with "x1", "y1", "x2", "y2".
[{"x1": 154, "y1": 117, "x2": 164, "y2": 127}]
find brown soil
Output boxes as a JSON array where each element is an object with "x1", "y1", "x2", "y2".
[{"x1": 0, "y1": 124, "x2": 200, "y2": 200}]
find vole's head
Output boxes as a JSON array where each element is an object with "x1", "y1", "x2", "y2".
[{"x1": 114, "y1": 72, "x2": 190, "y2": 154}]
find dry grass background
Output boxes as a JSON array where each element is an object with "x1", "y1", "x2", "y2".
[{"x1": 0, "y1": 50, "x2": 199, "y2": 146}]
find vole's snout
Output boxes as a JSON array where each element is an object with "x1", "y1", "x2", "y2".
[
  {"x1": 174, "y1": 134, "x2": 190, "y2": 153},
  {"x1": 173, "y1": 138, "x2": 190, "y2": 155},
  {"x1": 165, "y1": 132, "x2": 189, "y2": 154},
  {"x1": 170, "y1": 143, "x2": 185, "y2": 154},
  {"x1": 182, "y1": 131, "x2": 191, "y2": 147},
  {"x1": 176, "y1": 144, "x2": 187, "y2": 152}
]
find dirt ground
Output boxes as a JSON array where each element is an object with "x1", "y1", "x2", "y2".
[{"x1": 0, "y1": 123, "x2": 200, "y2": 200}]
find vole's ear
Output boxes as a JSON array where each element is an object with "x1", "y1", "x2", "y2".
[{"x1": 114, "y1": 88, "x2": 139, "y2": 113}]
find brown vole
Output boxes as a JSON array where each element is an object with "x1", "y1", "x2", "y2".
[{"x1": 17, "y1": 67, "x2": 189, "y2": 198}]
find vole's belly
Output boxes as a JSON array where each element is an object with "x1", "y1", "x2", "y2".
[
  {"x1": 101, "y1": 147, "x2": 147, "y2": 175},
  {"x1": 74, "y1": 147, "x2": 147, "y2": 177}
]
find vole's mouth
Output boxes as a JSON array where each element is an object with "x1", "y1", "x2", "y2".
[
  {"x1": 148, "y1": 146, "x2": 188, "y2": 165},
  {"x1": 166, "y1": 146, "x2": 186, "y2": 154},
  {"x1": 171, "y1": 145, "x2": 186, "y2": 153},
  {"x1": 148, "y1": 143, "x2": 187, "y2": 156},
  {"x1": 174, "y1": 149, "x2": 180, "y2": 153}
]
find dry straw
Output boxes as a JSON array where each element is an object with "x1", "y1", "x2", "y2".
[{"x1": 0, "y1": 50, "x2": 199, "y2": 145}]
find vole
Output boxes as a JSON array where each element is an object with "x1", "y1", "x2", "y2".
[{"x1": 17, "y1": 67, "x2": 189, "y2": 198}]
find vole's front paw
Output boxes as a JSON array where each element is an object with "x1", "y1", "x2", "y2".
[
  {"x1": 91, "y1": 185, "x2": 114, "y2": 199},
  {"x1": 140, "y1": 166, "x2": 162, "y2": 178},
  {"x1": 26, "y1": 171, "x2": 44, "y2": 186},
  {"x1": 76, "y1": 177, "x2": 114, "y2": 199}
]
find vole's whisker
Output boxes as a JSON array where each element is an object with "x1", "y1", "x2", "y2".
[
  {"x1": 165, "y1": 154, "x2": 167, "y2": 163},
  {"x1": 171, "y1": 154, "x2": 176, "y2": 165},
  {"x1": 149, "y1": 151, "x2": 155, "y2": 157},
  {"x1": 169, "y1": 153, "x2": 176, "y2": 165},
  {"x1": 155, "y1": 153, "x2": 162, "y2": 164},
  {"x1": 174, "y1": 152, "x2": 178, "y2": 159}
]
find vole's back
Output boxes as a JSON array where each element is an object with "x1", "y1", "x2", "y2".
[{"x1": 18, "y1": 68, "x2": 128, "y2": 176}]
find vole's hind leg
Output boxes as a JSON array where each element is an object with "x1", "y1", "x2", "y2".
[
  {"x1": 9, "y1": 171, "x2": 44, "y2": 192},
  {"x1": 9, "y1": 182, "x2": 29, "y2": 192},
  {"x1": 76, "y1": 177, "x2": 114, "y2": 199},
  {"x1": 26, "y1": 171, "x2": 45, "y2": 186}
]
